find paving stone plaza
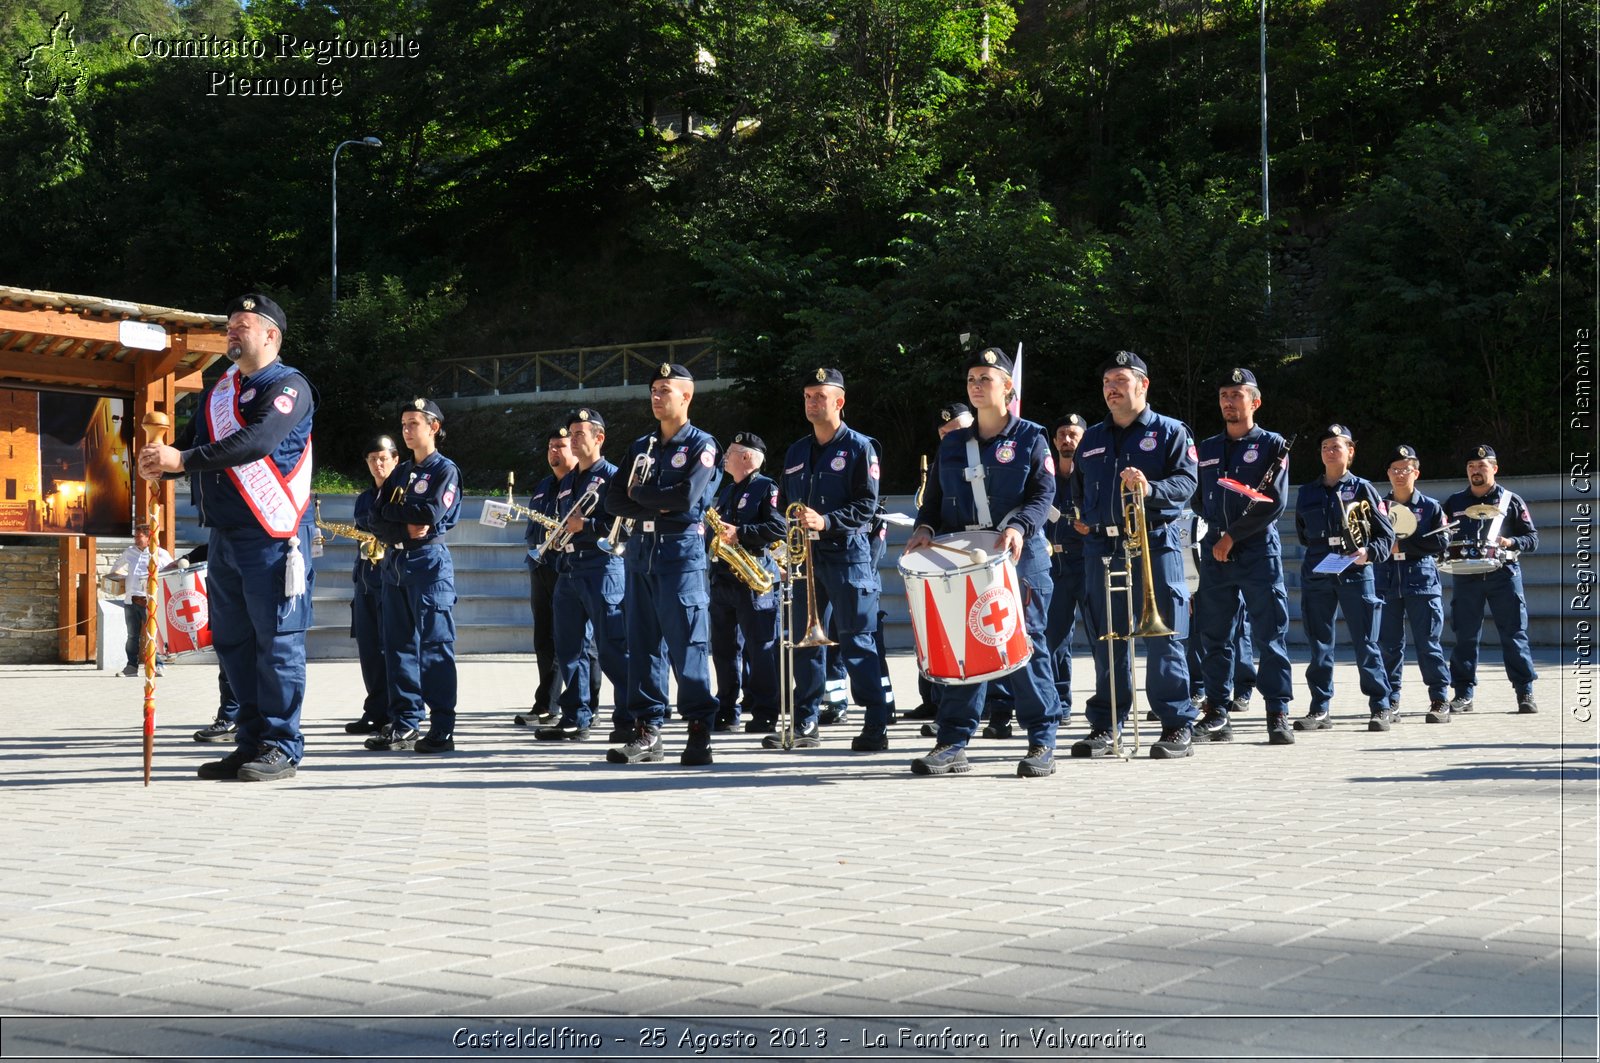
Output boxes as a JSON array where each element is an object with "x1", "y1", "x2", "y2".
[{"x1": 0, "y1": 649, "x2": 1593, "y2": 1062}]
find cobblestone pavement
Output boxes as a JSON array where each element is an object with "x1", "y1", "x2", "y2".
[{"x1": 0, "y1": 649, "x2": 1593, "y2": 1062}]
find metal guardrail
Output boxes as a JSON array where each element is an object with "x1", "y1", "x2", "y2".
[{"x1": 418, "y1": 337, "x2": 722, "y2": 397}]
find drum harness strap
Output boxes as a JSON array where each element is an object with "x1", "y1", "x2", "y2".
[
  {"x1": 963, "y1": 437, "x2": 1022, "y2": 534},
  {"x1": 1484, "y1": 489, "x2": 1512, "y2": 546}
]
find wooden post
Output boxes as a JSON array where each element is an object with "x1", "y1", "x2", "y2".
[{"x1": 56, "y1": 535, "x2": 95, "y2": 661}]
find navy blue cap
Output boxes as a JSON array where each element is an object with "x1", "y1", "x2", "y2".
[
  {"x1": 568, "y1": 407, "x2": 605, "y2": 430},
  {"x1": 402, "y1": 397, "x2": 444, "y2": 422},
  {"x1": 1467, "y1": 443, "x2": 1498, "y2": 463},
  {"x1": 938, "y1": 402, "x2": 973, "y2": 426},
  {"x1": 1051, "y1": 413, "x2": 1088, "y2": 433},
  {"x1": 1100, "y1": 350, "x2": 1149, "y2": 377},
  {"x1": 804, "y1": 367, "x2": 846, "y2": 390},
  {"x1": 1386, "y1": 444, "x2": 1419, "y2": 466},
  {"x1": 1321, "y1": 423, "x2": 1354, "y2": 443},
  {"x1": 547, "y1": 426, "x2": 570, "y2": 442},
  {"x1": 964, "y1": 347, "x2": 1014, "y2": 375},
  {"x1": 655, "y1": 362, "x2": 694, "y2": 383},
  {"x1": 730, "y1": 431, "x2": 767, "y2": 455},
  {"x1": 364, "y1": 434, "x2": 399, "y2": 456},
  {"x1": 1219, "y1": 367, "x2": 1258, "y2": 388},
  {"x1": 226, "y1": 293, "x2": 287, "y2": 334}
]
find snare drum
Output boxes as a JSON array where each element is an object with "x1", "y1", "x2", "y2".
[
  {"x1": 1440, "y1": 541, "x2": 1517, "y2": 576},
  {"x1": 157, "y1": 562, "x2": 212, "y2": 656},
  {"x1": 898, "y1": 531, "x2": 1032, "y2": 685}
]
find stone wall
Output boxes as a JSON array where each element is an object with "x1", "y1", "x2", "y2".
[
  {"x1": 0, "y1": 540, "x2": 132, "y2": 664},
  {"x1": 0, "y1": 544, "x2": 60, "y2": 663}
]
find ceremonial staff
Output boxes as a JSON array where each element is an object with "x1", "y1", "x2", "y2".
[{"x1": 140, "y1": 410, "x2": 171, "y2": 785}]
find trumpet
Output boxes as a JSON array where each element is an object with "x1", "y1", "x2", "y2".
[
  {"x1": 536, "y1": 478, "x2": 603, "y2": 562},
  {"x1": 773, "y1": 501, "x2": 835, "y2": 751},
  {"x1": 314, "y1": 497, "x2": 386, "y2": 563},
  {"x1": 604, "y1": 436, "x2": 656, "y2": 557},
  {"x1": 706, "y1": 507, "x2": 774, "y2": 594},
  {"x1": 1098, "y1": 478, "x2": 1174, "y2": 760}
]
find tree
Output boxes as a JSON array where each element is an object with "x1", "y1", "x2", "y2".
[
  {"x1": 1101, "y1": 166, "x2": 1275, "y2": 431},
  {"x1": 1318, "y1": 109, "x2": 1561, "y2": 467}
]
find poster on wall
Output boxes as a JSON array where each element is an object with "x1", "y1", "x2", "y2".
[{"x1": 0, "y1": 386, "x2": 135, "y2": 537}]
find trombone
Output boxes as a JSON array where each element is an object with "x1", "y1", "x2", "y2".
[
  {"x1": 773, "y1": 501, "x2": 835, "y2": 750},
  {"x1": 1098, "y1": 479, "x2": 1174, "y2": 759}
]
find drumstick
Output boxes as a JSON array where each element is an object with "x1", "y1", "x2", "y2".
[{"x1": 927, "y1": 541, "x2": 990, "y2": 565}]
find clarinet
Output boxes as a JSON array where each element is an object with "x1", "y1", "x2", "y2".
[{"x1": 1219, "y1": 433, "x2": 1295, "y2": 561}]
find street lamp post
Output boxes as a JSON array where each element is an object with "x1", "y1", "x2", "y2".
[{"x1": 331, "y1": 136, "x2": 382, "y2": 304}]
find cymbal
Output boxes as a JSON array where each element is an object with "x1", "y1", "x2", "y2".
[{"x1": 1463, "y1": 503, "x2": 1500, "y2": 520}]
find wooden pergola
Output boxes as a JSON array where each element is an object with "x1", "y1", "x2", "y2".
[{"x1": 0, "y1": 285, "x2": 228, "y2": 661}]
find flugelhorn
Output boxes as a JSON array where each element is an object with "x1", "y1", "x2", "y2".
[
  {"x1": 706, "y1": 507, "x2": 774, "y2": 594},
  {"x1": 536, "y1": 478, "x2": 602, "y2": 561},
  {"x1": 604, "y1": 436, "x2": 656, "y2": 557},
  {"x1": 315, "y1": 497, "x2": 386, "y2": 562}
]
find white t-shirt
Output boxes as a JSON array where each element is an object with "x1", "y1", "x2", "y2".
[{"x1": 113, "y1": 545, "x2": 173, "y2": 603}]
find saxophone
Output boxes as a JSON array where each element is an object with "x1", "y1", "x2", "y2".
[
  {"x1": 314, "y1": 497, "x2": 386, "y2": 562},
  {"x1": 706, "y1": 507, "x2": 774, "y2": 594}
]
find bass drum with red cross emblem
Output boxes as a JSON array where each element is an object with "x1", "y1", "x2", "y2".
[
  {"x1": 157, "y1": 562, "x2": 213, "y2": 656},
  {"x1": 898, "y1": 532, "x2": 1031, "y2": 685}
]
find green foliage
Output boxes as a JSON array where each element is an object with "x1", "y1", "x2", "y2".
[
  {"x1": 295, "y1": 273, "x2": 467, "y2": 481},
  {"x1": 1102, "y1": 166, "x2": 1276, "y2": 430},
  {"x1": 1317, "y1": 109, "x2": 1561, "y2": 468},
  {"x1": 310, "y1": 465, "x2": 366, "y2": 495},
  {"x1": 0, "y1": 0, "x2": 1577, "y2": 476}
]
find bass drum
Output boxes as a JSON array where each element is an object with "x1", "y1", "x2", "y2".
[{"x1": 898, "y1": 531, "x2": 1031, "y2": 686}]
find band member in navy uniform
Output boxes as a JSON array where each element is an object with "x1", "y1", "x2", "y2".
[
  {"x1": 708, "y1": 432, "x2": 785, "y2": 732},
  {"x1": 604, "y1": 364, "x2": 724, "y2": 766},
  {"x1": 138, "y1": 293, "x2": 315, "y2": 783},
  {"x1": 1185, "y1": 608, "x2": 1256, "y2": 720},
  {"x1": 1376, "y1": 444, "x2": 1453, "y2": 722},
  {"x1": 774, "y1": 367, "x2": 891, "y2": 752},
  {"x1": 1443, "y1": 444, "x2": 1540, "y2": 714},
  {"x1": 1044, "y1": 412, "x2": 1090, "y2": 727},
  {"x1": 515, "y1": 427, "x2": 578, "y2": 727},
  {"x1": 905, "y1": 347, "x2": 1061, "y2": 776},
  {"x1": 365, "y1": 398, "x2": 463, "y2": 753},
  {"x1": 1293, "y1": 424, "x2": 1395, "y2": 731},
  {"x1": 904, "y1": 402, "x2": 975, "y2": 724},
  {"x1": 341, "y1": 434, "x2": 400, "y2": 735},
  {"x1": 539, "y1": 407, "x2": 631, "y2": 742},
  {"x1": 1190, "y1": 369, "x2": 1296, "y2": 745},
  {"x1": 1070, "y1": 352, "x2": 1199, "y2": 760}
]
